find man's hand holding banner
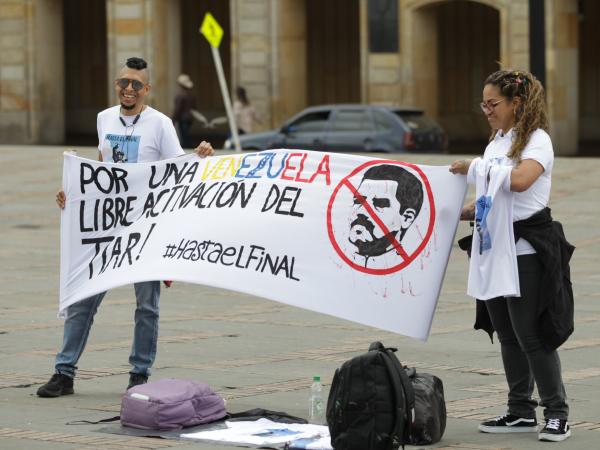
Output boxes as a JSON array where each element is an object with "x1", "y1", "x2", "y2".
[{"x1": 60, "y1": 150, "x2": 466, "y2": 340}]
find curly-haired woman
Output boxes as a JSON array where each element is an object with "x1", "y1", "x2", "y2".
[{"x1": 450, "y1": 69, "x2": 574, "y2": 442}]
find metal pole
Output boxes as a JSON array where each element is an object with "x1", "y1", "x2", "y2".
[{"x1": 210, "y1": 46, "x2": 241, "y2": 152}]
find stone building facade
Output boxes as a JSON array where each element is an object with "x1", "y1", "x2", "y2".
[{"x1": 0, "y1": 0, "x2": 598, "y2": 155}]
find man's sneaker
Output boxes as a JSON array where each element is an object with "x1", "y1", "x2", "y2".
[
  {"x1": 127, "y1": 373, "x2": 148, "y2": 390},
  {"x1": 36, "y1": 374, "x2": 74, "y2": 397},
  {"x1": 539, "y1": 418, "x2": 571, "y2": 442},
  {"x1": 478, "y1": 414, "x2": 538, "y2": 433}
]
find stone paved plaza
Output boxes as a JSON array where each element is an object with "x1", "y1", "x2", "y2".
[{"x1": 0, "y1": 145, "x2": 599, "y2": 450}]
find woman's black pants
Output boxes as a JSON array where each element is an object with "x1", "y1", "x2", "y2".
[{"x1": 485, "y1": 254, "x2": 569, "y2": 420}]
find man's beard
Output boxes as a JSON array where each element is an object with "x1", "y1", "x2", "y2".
[
  {"x1": 120, "y1": 102, "x2": 136, "y2": 110},
  {"x1": 349, "y1": 215, "x2": 398, "y2": 257}
]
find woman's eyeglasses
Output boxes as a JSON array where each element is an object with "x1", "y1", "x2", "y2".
[
  {"x1": 480, "y1": 99, "x2": 505, "y2": 113},
  {"x1": 116, "y1": 78, "x2": 145, "y2": 91}
]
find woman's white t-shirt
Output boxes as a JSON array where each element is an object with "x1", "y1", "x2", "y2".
[
  {"x1": 97, "y1": 105, "x2": 185, "y2": 163},
  {"x1": 481, "y1": 128, "x2": 554, "y2": 255}
]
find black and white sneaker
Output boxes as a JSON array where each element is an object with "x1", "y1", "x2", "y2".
[
  {"x1": 538, "y1": 418, "x2": 571, "y2": 442},
  {"x1": 479, "y1": 414, "x2": 538, "y2": 433}
]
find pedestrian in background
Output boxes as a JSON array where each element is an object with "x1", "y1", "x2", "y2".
[
  {"x1": 233, "y1": 86, "x2": 261, "y2": 134},
  {"x1": 450, "y1": 69, "x2": 574, "y2": 442},
  {"x1": 172, "y1": 73, "x2": 196, "y2": 148},
  {"x1": 37, "y1": 57, "x2": 214, "y2": 398}
]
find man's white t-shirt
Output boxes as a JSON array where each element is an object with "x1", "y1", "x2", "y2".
[
  {"x1": 97, "y1": 105, "x2": 185, "y2": 164},
  {"x1": 481, "y1": 128, "x2": 554, "y2": 255}
]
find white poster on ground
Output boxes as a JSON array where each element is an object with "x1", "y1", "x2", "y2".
[{"x1": 59, "y1": 149, "x2": 467, "y2": 340}]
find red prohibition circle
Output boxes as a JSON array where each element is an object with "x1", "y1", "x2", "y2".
[{"x1": 326, "y1": 159, "x2": 436, "y2": 275}]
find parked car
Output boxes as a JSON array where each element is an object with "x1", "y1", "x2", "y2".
[{"x1": 224, "y1": 104, "x2": 447, "y2": 153}]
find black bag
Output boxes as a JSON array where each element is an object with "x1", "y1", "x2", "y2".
[
  {"x1": 326, "y1": 341, "x2": 415, "y2": 450},
  {"x1": 405, "y1": 368, "x2": 446, "y2": 445}
]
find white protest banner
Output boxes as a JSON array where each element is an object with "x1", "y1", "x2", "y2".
[{"x1": 60, "y1": 150, "x2": 467, "y2": 340}]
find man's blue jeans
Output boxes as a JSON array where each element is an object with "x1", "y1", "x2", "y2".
[{"x1": 54, "y1": 281, "x2": 160, "y2": 378}]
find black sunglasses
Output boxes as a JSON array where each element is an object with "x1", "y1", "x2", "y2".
[{"x1": 116, "y1": 78, "x2": 145, "y2": 91}]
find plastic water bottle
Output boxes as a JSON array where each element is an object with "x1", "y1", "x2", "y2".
[{"x1": 308, "y1": 375, "x2": 325, "y2": 424}]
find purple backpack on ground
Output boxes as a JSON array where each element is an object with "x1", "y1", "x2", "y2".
[{"x1": 120, "y1": 379, "x2": 227, "y2": 430}]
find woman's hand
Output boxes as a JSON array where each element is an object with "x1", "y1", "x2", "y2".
[
  {"x1": 195, "y1": 141, "x2": 215, "y2": 158},
  {"x1": 449, "y1": 159, "x2": 472, "y2": 175},
  {"x1": 56, "y1": 190, "x2": 66, "y2": 209},
  {"x1": 460, "y1": 201, "x2": 475, "y2": 221}
]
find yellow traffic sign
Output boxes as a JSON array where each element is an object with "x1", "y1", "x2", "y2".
[{"x1": 200, "y1": 12, "x2": 224, "y2": 48}]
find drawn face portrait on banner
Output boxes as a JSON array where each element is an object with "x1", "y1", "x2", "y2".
[
  {"x1": 347, "y1": 164, "x2": 423, "y2": 267},
  {"x1": 326, "y1": 159, "x2": 435, "y2": 275}
]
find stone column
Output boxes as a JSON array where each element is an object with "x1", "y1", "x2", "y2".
[
  {"x1": 230, "y1": 0, "x2": 275, "y2": 129},
  {"x1": 504, "y1": 0, "x2": 530, "y2": 69},
  {"x1": 106, "y1": 0, "x2": 180, "y2": 114},
  {"x1": 272, "y1": 0, "x2": 306, "y2": 127},
  {"x1": 0, "y1": 0, "x2": 64, "y2": 144},
  {"x1": 402, "y1": 3, "x2": 436, "y2": 115},
  {"x1": 545, "y1": 0, "x2": 579, "y2": 155}
]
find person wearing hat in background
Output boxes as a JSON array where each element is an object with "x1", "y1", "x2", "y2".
[{"x1": 172, "y1": 74, "x2": 196, "y2": 148}]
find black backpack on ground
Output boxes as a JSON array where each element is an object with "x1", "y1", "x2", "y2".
[
  {"x1": 326, "y1": 341, "x2": 415, "y2": 450},
  {"x1": 405, "y1": 368, "x2": 446, "y2": 445}
]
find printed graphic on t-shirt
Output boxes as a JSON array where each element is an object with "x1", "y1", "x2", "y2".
[
  {"x1": 489, "y1": 156, "x2": 507, "y2": 166},
  {"x1": 104, "y1": 134, "x2": 140, "y2": 163},
  {"x1": 475, "y1": 195, "x2": 492, "y2": 254}
]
